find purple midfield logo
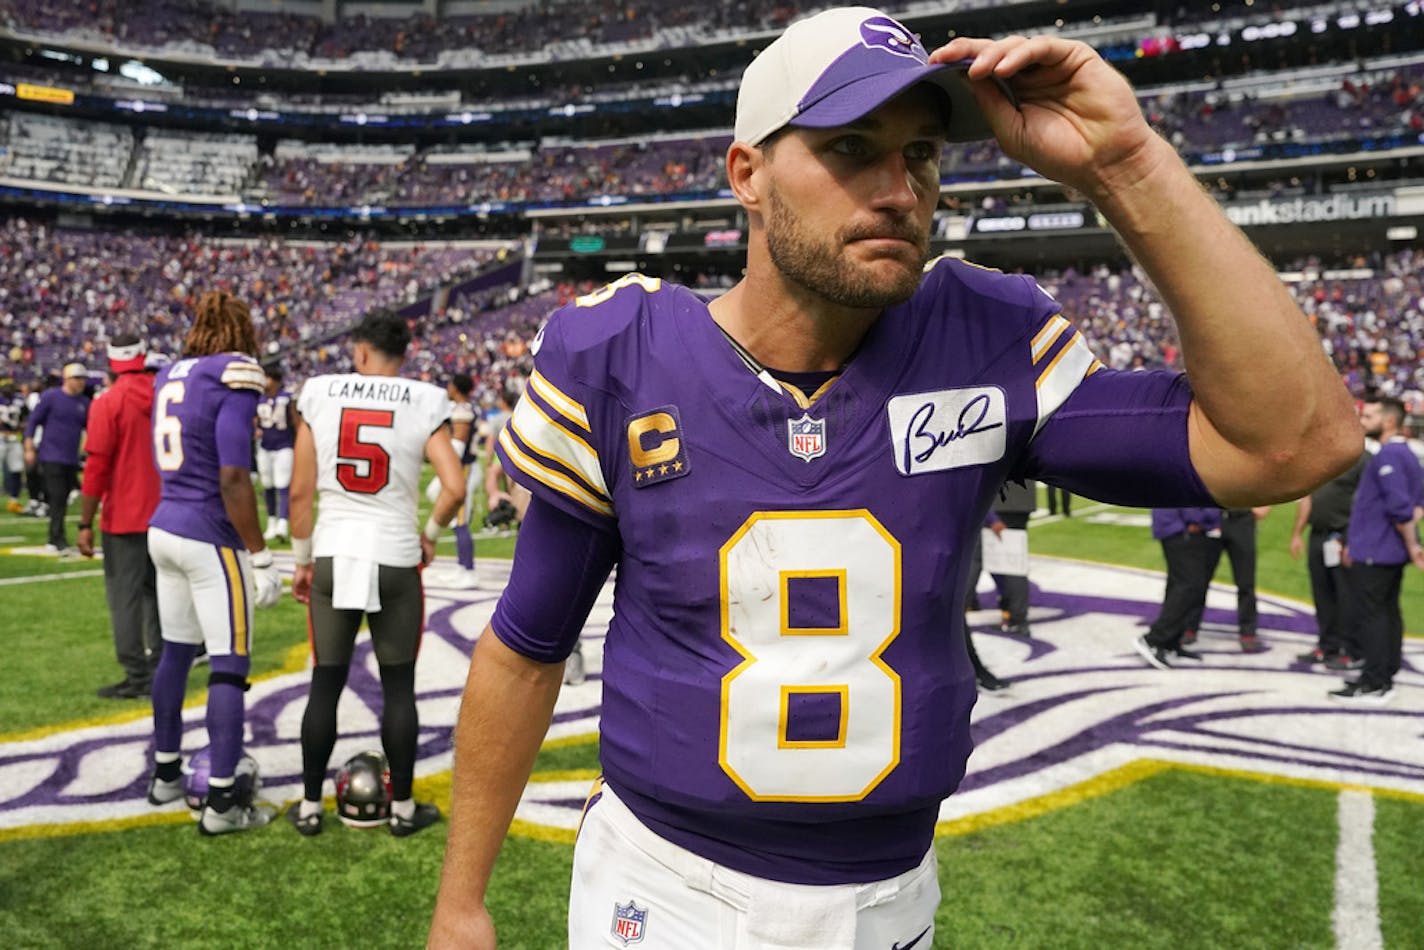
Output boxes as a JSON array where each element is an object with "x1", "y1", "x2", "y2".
[
  {"x1": 787, "y1": 413, "x2": 827, "y2": 462},
  {"x1": 859, "y1": 16, "x2": 928, "y2": 63},
  {"x1": 611, "y1": 901, "x2": 648, "y2": 945}
]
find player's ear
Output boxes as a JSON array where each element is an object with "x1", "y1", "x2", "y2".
[{"x1": 725, "y1": 140, "x2": 764, "y2": 211}]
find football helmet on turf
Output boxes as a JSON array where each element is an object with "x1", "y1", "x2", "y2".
[
  {"x1": 335, "y1": 750, "x2": 392, "y2": 829},
  {"x1": 182, "y1": 749, "x2": 261, "y2": 814}
]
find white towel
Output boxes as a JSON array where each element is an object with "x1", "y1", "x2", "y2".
[
  {"x1": 331, "y1": 556, "x2": 381, "y2": 612},
  {"x1": 744, "y1": 881, "x2": 856, "y2": 950}
]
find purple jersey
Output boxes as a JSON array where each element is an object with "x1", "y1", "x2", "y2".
[
  {"x1": 494, "y1": 263, "x2": 1212, "y2": 885},
  {"x1": 25, "y1": 388, "x2": 89, "y2": 465},
  {"x1": 256, "y1": 389, "x2": 295, "y2": 451},
  {"x1": 1348, "y1": 438, "x2": 1424, "y2": 565},
  {"x1": 149, "y1": 353, "x2": 264, "y2": 548}
]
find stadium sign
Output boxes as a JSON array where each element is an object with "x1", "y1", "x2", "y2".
[
  {"x1": 1224, "y1": 194, "x2": 1396, "y2": 226},
  {"x1": 1, "y1": 556, "x2": 1420, "y2": 840},
  {"x1": 972, "y1": 210, "x2": 1090, "y2": 234}
]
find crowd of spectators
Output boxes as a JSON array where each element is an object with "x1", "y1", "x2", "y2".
[
  {"x1": 1036, "y1": 247, "x2": 1424, "y2": 413},
  {"x1": 0, "y1": 0, "x2": 824, "y2": 64},
  {"x1": 5, "y1": 208, "x2": 1419, "y2": 425},
  {"x1": 6, "y1": 58, "x2": 1416, "y2": 207},
  {"x1": 251, "y1": 136, "x2": 730, "y2": 208},
  {"x1": 0, "y1": 217, "x2": 512, "y2": 384}
]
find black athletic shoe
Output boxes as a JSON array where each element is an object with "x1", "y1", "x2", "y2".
[
  {"x1": 1172, "y1": 644, "x2": 1204, "y2": 662},
  {"x1": 1239, "y1": 635, "x2": 1267, "y2": 654},
  {"x1": 1180, "y1": 630, "x2": 1197, "y2": 646},
  {"x1": 1325, "y1": 654, "x2": 1364, "y2": 671},
  {"x1": 286, "y1": 801, "x2": 323, "y2": 837},
  {"x1": 1328, "y1": 681, "x2": 1393, "y2": 705},
  {"x1": 1297, "y1": 648, "x2": 1329, "y2": 664},
  {"x1": 97, "y1": 679, "x2": 147, "y2": 700},
  {"x1": 1134, "y1": 635, "x2": 1172, "y2": 670},
  {"x1": 389, "y1": 802, "x2": 440, "y2": 837},
  {"x1": 976, "y1": 670, "x2": 1011, "y2": 693}
]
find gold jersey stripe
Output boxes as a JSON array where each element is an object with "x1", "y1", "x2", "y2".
[
  {"x1": 219, "y1": 547, "x2": 249, "y2": 656},
  {"x1": 1030, "y1": 315, "x2": 1071, "y2": 364},
  {"x1": 498, "y1": 426, "x2": 613, "y2": 517},
  {"x1": 508, "y1": 402, "x2": 609, "y2": 501},
  {"x1": 529, "y1": 369, "x2": 589, "y2": 432}
]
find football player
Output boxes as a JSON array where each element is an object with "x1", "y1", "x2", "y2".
[
  {"x1": 0, "y1": 378, "x2": 25, "y2": 513},
  {"x1": 429, "y1": 9, "x2": 1361, "y2": 949},
  {"x1": 285, "y1": 310, "x2": 466, "y2": 837},
  {"x1": 144, "y1": 291, "x2": 283, "y2": 835},
  {"x1": 255, "y1": 364, "x2": 296, "y2": 542},
  {"x1": 445, "y1": 371, "x2": 480, "y2": 587}
]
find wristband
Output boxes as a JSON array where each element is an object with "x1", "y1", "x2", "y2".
[
  {"x1": 423, "y1": 515, "x2": 443, "y2": 543},
  {"x1": 291, "y1": 536, "x2": 314, "y2": 566},
  {"x1": 250, "y1": 548, "x2": 274, "y2": 570},
  {"x1": 78, "y1": 523, "x2": 93, "y2": 531}
]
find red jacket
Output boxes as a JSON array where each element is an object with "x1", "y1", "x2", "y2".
[{"x1": 82, "y1": 370, "x2": 160, "y2": 534}]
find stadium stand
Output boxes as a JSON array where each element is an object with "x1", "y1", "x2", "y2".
[{"x1": 0, "y1": 0, "x2": 1420, "y2": 420}]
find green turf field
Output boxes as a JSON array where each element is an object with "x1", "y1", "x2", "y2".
[{"x1": 1, "y1": 491, "x2": 1419, "y2": 949}]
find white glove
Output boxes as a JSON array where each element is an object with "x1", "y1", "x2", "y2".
[
  {"x1": 425, "y1": 476, "x2": 442, "y2": 504},
  {"x1": 250, "y1": 549, "x2": 282, "y2": 609}
]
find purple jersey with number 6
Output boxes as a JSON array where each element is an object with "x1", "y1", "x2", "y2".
[
  {"x1": 150, "y1": 353, "x2": 264, "y2": 548},
  {"x1": 494, "y1": 260, "x2": 1213, "y2": 885}
]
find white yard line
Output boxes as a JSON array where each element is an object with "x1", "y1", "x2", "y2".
[
  {"x1": 0, "y1": 569, "x2": 104, "y2": 586},
  {"x1": 1333, "y1": 789, "x2": 1384, "y2": 950},
  {"x1": 1028, "y1": 501, "x2": 1111, "y2": 528}
]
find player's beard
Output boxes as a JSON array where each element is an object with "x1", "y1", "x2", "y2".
[{"x1": 764, "y1": 185, "x2": 929, "y2": 310}]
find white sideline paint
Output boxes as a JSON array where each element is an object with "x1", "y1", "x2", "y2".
[
  {"x1": 0, "y1": 569, "x2": 105, "y2": 586},
  {"x1": 1333, "y1": 790, "x2": 1383, "y2": 950}
]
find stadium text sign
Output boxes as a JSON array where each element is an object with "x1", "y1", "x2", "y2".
[{"x1": 1224, "y1": 194, "x2": 1396, "y2": 226}]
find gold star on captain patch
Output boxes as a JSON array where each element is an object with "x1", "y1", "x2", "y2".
[
  {"x1": 673, "y1": 460, "x2": 683, "y2": 472},
  {"x1": 634, "y1": 469, "x2": 643, "y2": 482},
  {"x1": 659, "y1": 464, "x2": 670, "y2": 476},
  {"x1": 645, "y1": 468, "x2": 656, "y2": 480}
]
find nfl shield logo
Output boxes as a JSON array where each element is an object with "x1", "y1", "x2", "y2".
[
  {"x1": 787, "y1": 413, "x2": 827, "y2": 462},
  {"x1": 611, "y1": 901, "x2": 647, "y2": 945}
]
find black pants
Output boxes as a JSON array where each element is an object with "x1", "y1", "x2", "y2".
[
  {"x1": 103, "y1": 531, "x2": 162, "y2": 684},
  {"x1": 1148, "y1": 532, "x2": 1222, "y2": 648},
  {"x1": 303, "y1": 558, "x2": 425, "y2": 802},
  {"x1": 1046, "y1": 484, "x2": 1071, "y2": 516},
  {"x1": 1307, "y1": 529, "x2": 1356, "y2": 656},
  {"x1": 39, "y1": 461, "x2": 77, "y2": 548},
  {"x1": 1220, "y1": 510, "x2": 1259, "y2": 634},
  {"x1": 1351, "y1": 562, "x2": 1404, "y2": 689}
]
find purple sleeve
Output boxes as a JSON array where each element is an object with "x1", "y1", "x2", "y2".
[
  {"x1": 1379, "y1": 446, "x2": 1418, "y2": 523},
  {"x1": 1019, "y1": 368, "x2": 1216, "y2": 508},
  {"x1": 490, "y1": 495, "x2": 621, "y2": 663},
  {"x1": 214, "y1": 390, "x2": 258, "y2": 470}
]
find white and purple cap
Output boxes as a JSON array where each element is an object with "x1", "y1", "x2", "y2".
[{"x1": 735, "y1": 6, "x2": 994, "y2": 146}]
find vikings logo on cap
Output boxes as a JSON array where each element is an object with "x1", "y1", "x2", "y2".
[{"x1": 859, "y1": 16, "x2": 928, "y2": 61}]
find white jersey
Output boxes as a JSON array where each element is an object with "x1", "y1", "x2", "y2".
[{"x1": 298, "y1": 373, "x2": 453, "y2": 567}]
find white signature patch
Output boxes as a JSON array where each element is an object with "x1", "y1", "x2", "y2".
[{"x1": 887, "y1": 387, "x2": 1007, "y2": 476}]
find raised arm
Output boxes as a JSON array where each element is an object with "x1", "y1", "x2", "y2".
[{"x1": 933, "y1": 35, "x2": 1362, "y2": 505}]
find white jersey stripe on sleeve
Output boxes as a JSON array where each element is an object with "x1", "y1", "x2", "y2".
[
  {"x1": 509, "y1": 394, "x2": 608, "y2": 499},
  {"x1": 221, "y1": 360, "x2": 267, "y2": 393},
  {"x1": 529, "y1": 369, "x2": 590, "y2": 433},
  {"x1": 498, "y1": 426, "x2": 613, "y2": 517},
  {"x1": 1033, "y1": 332, "x2": 1098, "y2": 437}
]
